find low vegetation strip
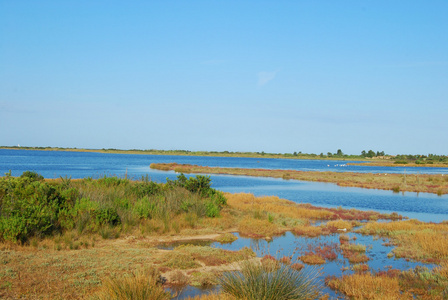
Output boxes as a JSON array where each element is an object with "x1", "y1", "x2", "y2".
[{"x1": 150, "y1": 163, "x2": 448, "y2": 195}]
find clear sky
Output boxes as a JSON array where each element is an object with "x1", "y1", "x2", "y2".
[{"x1": 1, "y1": 1, "x2": 447, "y2": 155}]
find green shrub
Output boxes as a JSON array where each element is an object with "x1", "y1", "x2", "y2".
[
  {"x1": 0, "y1": 172, "x2": 225, "y2": 243},
  {"x1": 93, "y1": 207, "x2": 121, "y2": 226},
  {"x1": 20, "y1": 171, "x2": 44, "y2": 181},
  {"x1": 133, "y1": 197, "x2": 157, "y2": 219},
  {"x1": 0, "y1": 173, "x2": 64, "y2": 242},
  {"x1": 208, "y1": 189, "x2": 227, "y2": 206},
  {"x1": 130, "y1": 181, "x2": 160, "y2": 198},
  {"x1": 205, "y1": 201, "x2": 220, "y2": 218},
  {"x1": 168, "y1": 173, "x2": 212, "y2": 196},
  {"x1": 97, "y1": 176, "x2": 129, "y2": 187}
]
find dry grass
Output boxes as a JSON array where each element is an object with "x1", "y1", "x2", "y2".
[
  {"x1": 183, "y1": 293, "x2": 234, "y2": 300},
  {"x1": 0, "y1": 235, "x2": 256, "y2": 299},
  {"x1": 359, "y1": 220, "x2": 448, "y2": 262},
  {"x1": 238, "y1": 216, "x2": 284, "y2": 238},
  {"x1": 292, "y1": 224, "x2": 324, "y2": 237},
  {"x1": 91, "y1": 267, "x2": 170, "y2": 300},
  {"x1": 300, "y1": 254, "x2": 326, "y2": 265},
  {"x1": 326, "y1": 219, "x2": 353, "y2": 231},
  {"x1": 0, "y1": 240, "x2": 158, "y2": 299},
  {"x1": 225, "y1": 193, "x2": 334, "y2": 220},
  {"x1": 327, "y1": 273, "x2": 409, "y2": 299}
]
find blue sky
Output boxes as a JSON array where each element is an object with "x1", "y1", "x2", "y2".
[{"x1": 1, "y1": 1, "x2": 447, "y2": 155}]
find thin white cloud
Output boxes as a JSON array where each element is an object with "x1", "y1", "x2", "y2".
[{"x1": 257, "y1": 70, "x2": 278, "y2": 87}]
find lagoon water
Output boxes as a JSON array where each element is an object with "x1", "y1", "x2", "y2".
[
  {"x1": 1, "y1": 149, "x2": 447, "y2": 222},
  {"x1": 2, "y1": 149, "x2": 447, "y2": 298}
]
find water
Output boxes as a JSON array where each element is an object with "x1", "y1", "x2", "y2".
[
  {"x1": 1, "y1": 149, "x2": 448, "y2": 222},
  {"x1": 164, "y1": 232, "x2": 434, "y2": 299},
  {"x1": 2, "y1": 149, "x2": 448, "y2": 178},
  {"x1": 2, "y1": 149, "x2": 446, "y2": 298}
]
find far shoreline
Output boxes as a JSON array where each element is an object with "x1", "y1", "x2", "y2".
[{"x1": 2, "y1": 146, "x2": 448, "y2": 167}]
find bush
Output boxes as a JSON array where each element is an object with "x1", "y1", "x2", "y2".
[
  {"x1": 168, "y1": 174, "x2": 213, "y2": 197},
  {"x1": 97, "y1": 176, "x2": 129, "y2": 187},
  {"x1": 130, "y1": 181, "x2": 160, "y2": 198},
  {"x1": 20, "y1": 170, "x2": 44, "y2": 181},
  {"x1": 93, "y1": 207, "x2": 121, "y2": 226},
  {"x1": 205, "y1": 201, "x2": 220, "y2": 218},
  {"x1": 0, "y1": 172, "x2": 224, "y2": 243},
  {"x1": 133, "y1": 197, "x2": 157, "y2": 219},
  {"x1": 0, "y1": 173, "x2": 64, "y2": 242}
]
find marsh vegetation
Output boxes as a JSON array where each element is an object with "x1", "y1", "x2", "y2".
[{"x1": 1, "y1": 172, "x2": 448, "y2": 299}]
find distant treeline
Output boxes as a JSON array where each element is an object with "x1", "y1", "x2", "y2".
[{"x1": 1, "y1": 146, "x2": 447, "y2": 163}]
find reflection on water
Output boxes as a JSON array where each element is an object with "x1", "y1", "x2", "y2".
[{"x1": 169, "y1": 231, "x2": 434, "y2": 299}]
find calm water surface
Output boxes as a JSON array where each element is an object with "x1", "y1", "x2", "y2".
[
  {"x1": 165, "y1": 231, "x2": 434, "y2": 299},
  {"x1": 1, "y1": 149, "x2": 447, "y2": 222},
  {"x1": 2, "y1": 149, "x2": 446, "y2": 298}
]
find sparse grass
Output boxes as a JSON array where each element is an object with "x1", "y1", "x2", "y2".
[
  {"x1": 215, "y1": 233, "x2": 238, "y2": 244},
  {"x1": 300, "y1": 254, "x2": 326, "y2": 265},
  {"x1": 300, "y1": 242, "x2": 338, "y2": 265},
  {"x1": 340, "y1": 242, "x2": 369, "y2": 264},
  {"x1": 340, "y1": 243, "x2": 366, "y2": 253},
  {"x1": 293, "y1": 224, "x2": 324, "y2": 237}
]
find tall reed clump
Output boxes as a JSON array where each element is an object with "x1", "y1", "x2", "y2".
[
  {"x1": 219, "y1": 260, "x2": 321, "y2": 300},
  {"x1": 91, "y1": 267, "x2": 171, "y2": 300}
]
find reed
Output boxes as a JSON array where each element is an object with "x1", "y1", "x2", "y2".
[
  {"x1": 219, "y1": 260, "x2": 321, "y2": 300},
  {"x1": 91, "y1": 267, "x2": 170, "y2": 300}
]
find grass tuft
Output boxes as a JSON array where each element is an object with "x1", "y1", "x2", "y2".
[
  {"x1": 91, "y1": 267, "x2": 171, "y2": 300},
  {"x1": 220, "y1": 260, "x2": 321, "y2": 300}
]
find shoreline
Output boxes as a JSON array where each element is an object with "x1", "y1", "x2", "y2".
[
  {"x1": 150, "y1": 162, "x2": 448, "y2": 195},
  {"x1": 0, "y1": 146, "x2": 377, "y2": 162},
  {"x1": 3, "y1": 146, "x2": 447, "y2": 167}
]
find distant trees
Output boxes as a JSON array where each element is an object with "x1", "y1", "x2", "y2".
[{"x1": 360, "y1": 150, "x2": 385, "y2": 158}]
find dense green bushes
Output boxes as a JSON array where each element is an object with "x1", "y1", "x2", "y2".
[{"x1": 0, "y1": 172, "x2": 226, "y2": 243}]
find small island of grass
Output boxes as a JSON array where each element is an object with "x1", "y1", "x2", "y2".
[{"x1": 150, "y1": 163, "x2": 448, "y2": 195}]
